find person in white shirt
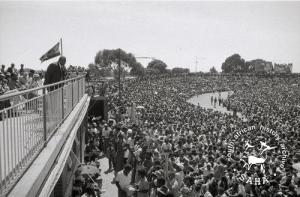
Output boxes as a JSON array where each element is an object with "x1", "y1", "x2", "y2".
[{"x1": 115, "y1": 164, "x2": 132, "y2": 197}]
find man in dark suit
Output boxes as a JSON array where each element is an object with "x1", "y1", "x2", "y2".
[
  {"x1": 44, "y1": 56, "x2": 67, "y2": 91},
  {"x1": 44, "y1": 56, "x2": 67, "y2": 123}
]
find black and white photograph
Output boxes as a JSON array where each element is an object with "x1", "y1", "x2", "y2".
[{"x1": 0, "y1": 1, "x2": 300, "y2": 197}]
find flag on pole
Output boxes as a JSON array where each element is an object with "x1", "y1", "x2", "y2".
[{"x1": 40, "y1": 42, "x2": 60, "y2": 62}]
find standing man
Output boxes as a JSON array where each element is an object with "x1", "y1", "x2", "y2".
[
  {"x1": 115, "y1": 164, "x2": 132, "y2": 197},
  {"x1": 1, "y1": 65, "x2": 5, "y2": 73},
  {"x1": 7, "y1": 63, "x2": 16, "y2": 74},
  {"x1": 214, "y1": 97, "x2": 217, "y2": 108},
  {"x1": 44, "y1": 56, "x2": 66, "y2": 90},
  {"x1": 44, "y1": 56, "x2": 66, "y2": 122},
  {"x1": 19, "y1": 64, "x2": 24, "y2": 75}
]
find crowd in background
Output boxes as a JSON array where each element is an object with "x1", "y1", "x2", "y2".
[
  {"x1": 81, "y1": 74, "x2": 300, "y2": 197},
  {"x1": 0, "y1": 63, "x2": 86, "y2": 112},
  {"x1": 0, "y1": 63, "x2": 44, "y2": 95},
  {"x1": 0, "y1": 63, "x2": 86, "y2": 96},
  {"x1": 1, "y1": 63, "x2": 300, "y2": 196},
  {"x1": 0, "y1": 63, "x2": 45, "y2": 112}
]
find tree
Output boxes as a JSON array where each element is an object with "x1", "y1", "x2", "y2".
[
  {"x1": 130, "y1": 62, "x2": 146, "y2": 76},
  {"x1": 221, "y1": 54, "x2": 245, "y2": 73},
  {"x1": 88, "y1": 63, "x2": 96, "y2": 70},
  {"x1": 94, "y1": 49, "x2": 145, "y2": 77},
  {"x1": 87, "y1": 63, "x2": 110, "y2": 77},
  {"x1": 171, "y1": 67, "x2": 190, "y2": 74},
  {"x1": 147, "y1": 59, "x2": 168, "y2": 73},
  {"x1": 87, "y1": 63, "x2": 98, "y2": 76},
  {"x1": 209, "y1": 66, "x2": 218, "y2": 73}
]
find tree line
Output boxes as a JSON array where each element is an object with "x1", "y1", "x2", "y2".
[
  {"x1": 88, "y1": 49, "x2": 286, "y2": 77},
  {"x1": 220, "y1": 54, "x2": 291, "y2": 73},
  {"x1": 88, "y1": 48, "x2": 190, "y2": 78}
]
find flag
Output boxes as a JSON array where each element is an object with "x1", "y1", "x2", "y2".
[{"x1": 40, "y1": 42, "x2": 60, "y2": 62}]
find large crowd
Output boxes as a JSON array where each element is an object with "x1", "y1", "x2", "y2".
[
  {"x1": 78, "y1": 73, "x2": 300, "y2": 197},
  {"x1": 2, "y1": 63, "x2": 299, "y2": 196}
]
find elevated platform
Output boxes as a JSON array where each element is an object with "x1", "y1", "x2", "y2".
[{"x1": 8, "y1": 94, "x2": 90, "y2": 197}]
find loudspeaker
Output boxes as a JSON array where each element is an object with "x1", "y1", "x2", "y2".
[{"x1": 88, "y1": 96, "x2": 108, "y2": 120}]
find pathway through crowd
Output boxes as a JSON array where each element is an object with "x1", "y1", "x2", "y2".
[
  {"x1": 98, "y1": 157, "x2": 118, "y2": 197},
  {"x1": 187, "y1": 91, "x2": 244, "y2": 118}
]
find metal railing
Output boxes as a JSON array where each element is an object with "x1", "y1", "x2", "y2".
[{"x1": 0, "y1": 75, "x2": 86, "y2": 195}]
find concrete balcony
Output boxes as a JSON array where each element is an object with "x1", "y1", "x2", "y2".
[{"x1": 0, "y1": 76, "x2": 89, "y2": 197}]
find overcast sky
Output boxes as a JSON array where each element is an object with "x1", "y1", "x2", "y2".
[{"x1": 0, "y1": 1, "x2": 300, "y2": 72}]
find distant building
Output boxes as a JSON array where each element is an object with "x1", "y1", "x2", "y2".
[
  {"x1": 249, "y1": 59, "x2": 273, "y2": 73},
  {"x1": 274, "y1": 63, "x2": 293, "y2": 73}
]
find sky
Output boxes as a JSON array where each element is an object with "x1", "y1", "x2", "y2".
[{"x1": 0, "y1": 1, "x2": 300, "y2": 72}]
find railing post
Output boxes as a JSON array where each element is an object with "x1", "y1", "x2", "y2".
[
  {"x1": 71, "y1": 80, "x2": 74, "y2": 108},
  {"x1": 61, "y1": 86, "x2": 64, "y2": 119},
  {"x1": 78, "y1": 78, "x2": 80, "y2": 102},
  {"x1": 83, "y1": 78, "x2": 85, "y2": 93},
  {"x1": 42, "y1": 88, "x2": 47, "y2": 146}
]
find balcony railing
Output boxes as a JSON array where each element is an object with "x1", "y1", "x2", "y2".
[{"x1": 0, "y1": 75, "x2": 86, "y2": 196}]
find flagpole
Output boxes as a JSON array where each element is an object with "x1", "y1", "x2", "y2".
[{"x1": 60, "y1": 38, "x2": 63, "y2": 56}]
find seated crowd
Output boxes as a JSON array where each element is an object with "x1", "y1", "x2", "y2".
[{"x1": 76, "y1": 74, "x2": 300, "y2": 197}]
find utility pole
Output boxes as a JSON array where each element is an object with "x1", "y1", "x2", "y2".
[{"x1": 60, "y1": 38, "x2": 63, "y2": 56}]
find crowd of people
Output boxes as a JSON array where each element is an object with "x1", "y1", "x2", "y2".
[
  {"x1": 0, "y1": 63, "x2": 45, "y2": 112},
  {"x1": 0, "y1": 62, "x2": 86, "y2": 96},
  {"x1": 0, "y1": 63, "x2": 44, "y2": 95},
  {"x1": 80, "y1": 73, "x2": 300, "y2": 197},
  {"x1": 0, "y1": 62, "x2": 86, "y2": 112},
  {"x1": 2, "y1": 62, "x2": 299, "y2": 196}
]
